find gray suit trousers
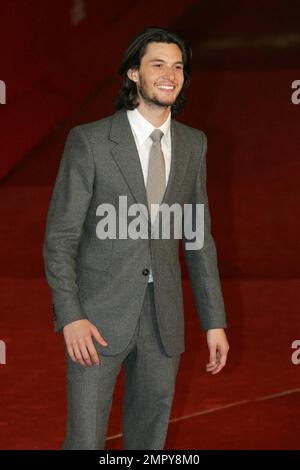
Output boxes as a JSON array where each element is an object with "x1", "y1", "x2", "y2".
[{"x1": 62, "y1": 283, "x2": 181, "y2": 450}]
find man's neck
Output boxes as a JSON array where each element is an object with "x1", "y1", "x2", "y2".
[{"x1": 136, "y1": 102, "x2": 171, "y2": 128}]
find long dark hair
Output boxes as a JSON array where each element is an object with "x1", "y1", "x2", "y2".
[{"x1": 114, "y1": 27, "x2": 192, "y2": 117}]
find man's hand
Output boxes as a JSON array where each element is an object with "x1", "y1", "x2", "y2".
[
  {"x1": 63, "y1": 319, "x2": 108, "y2": 367},
  {"x1": 206, "y1": 328, "x2": 229, "y2": 375}
]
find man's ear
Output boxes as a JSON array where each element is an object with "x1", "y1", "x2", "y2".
[{"x1": 127, "y1": 68, "x2": 139, "y2": 83}]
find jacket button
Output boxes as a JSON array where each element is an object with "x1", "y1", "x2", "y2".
[{"x1": 142, "y1": 268, "x2": 149, "y2": 276}]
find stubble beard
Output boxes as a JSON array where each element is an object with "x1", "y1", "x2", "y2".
[{"x1": 137, "y1": 76, "x2": 177, "y2": 109}]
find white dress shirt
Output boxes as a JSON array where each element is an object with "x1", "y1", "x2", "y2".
[{"x1": 126, "y1": 108, "x2": 172, "y2": 283}]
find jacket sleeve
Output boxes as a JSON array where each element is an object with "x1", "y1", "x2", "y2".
[
  {"x1": 182, "y1": 130, "x2": 227, "y2": 331},
  {"x1": 43, "y1": 126, "x2": 95, "y2": 332}
]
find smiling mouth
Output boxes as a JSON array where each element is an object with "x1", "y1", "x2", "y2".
[{"x1": 156, "y1": 84, "x2": 176, "y2": 92}]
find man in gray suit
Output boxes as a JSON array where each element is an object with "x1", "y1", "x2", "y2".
[{"x1": 43, "y1": 27, "x2": 229, "y2": 450}]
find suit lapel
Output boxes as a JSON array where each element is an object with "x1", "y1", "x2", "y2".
[
  {"x1": 162, "y1": 118, "x2": 192, "y2": 208},
  {"x1": 109, "y1": 108, "x2": 192, "y2": 224}
]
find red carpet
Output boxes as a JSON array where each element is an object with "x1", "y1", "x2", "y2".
[{"x1": 1, "y1": 278, "x2": 300, "y2": 449}]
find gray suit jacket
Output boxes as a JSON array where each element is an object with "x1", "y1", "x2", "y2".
[{"x1": 43, "y1": 108, "x2": 227, "y2": 356}]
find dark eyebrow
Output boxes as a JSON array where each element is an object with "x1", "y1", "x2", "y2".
[{"x1": 149, "y1": 59, "x2": 184, "y2": 65}]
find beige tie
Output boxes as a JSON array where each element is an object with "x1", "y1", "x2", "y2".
[{"x1": 146, "y1": 129, "x2": 166, "y2": 225}]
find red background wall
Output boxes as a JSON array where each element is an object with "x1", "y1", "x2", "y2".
[{"x1": 0, "y1": 0, "x2": 194, "y2": 178}]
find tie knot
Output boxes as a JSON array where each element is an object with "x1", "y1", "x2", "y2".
[{"x1": 150, "y1": 129, "x2": 164, "y2": 143}]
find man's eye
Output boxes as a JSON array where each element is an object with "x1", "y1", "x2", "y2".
[{"x1": 153, "y1": 64, "x2": 183, "y2": 70}]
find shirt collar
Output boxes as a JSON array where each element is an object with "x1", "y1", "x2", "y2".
[{"x1": 127, "y1": 107, "x2": 171, "y2": 146}]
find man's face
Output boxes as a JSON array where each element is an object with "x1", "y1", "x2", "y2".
[{"x1": 128, "y1": 42, "x2": 185, "y2": 109}]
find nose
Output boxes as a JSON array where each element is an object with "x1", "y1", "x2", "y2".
[{"x1": 164, "y1": 67, "x2": 176, "y2": 82}]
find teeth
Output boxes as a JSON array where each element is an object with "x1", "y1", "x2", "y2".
[{"x1": 157, "y1": 85, "x2": 175, "y2": 90}]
